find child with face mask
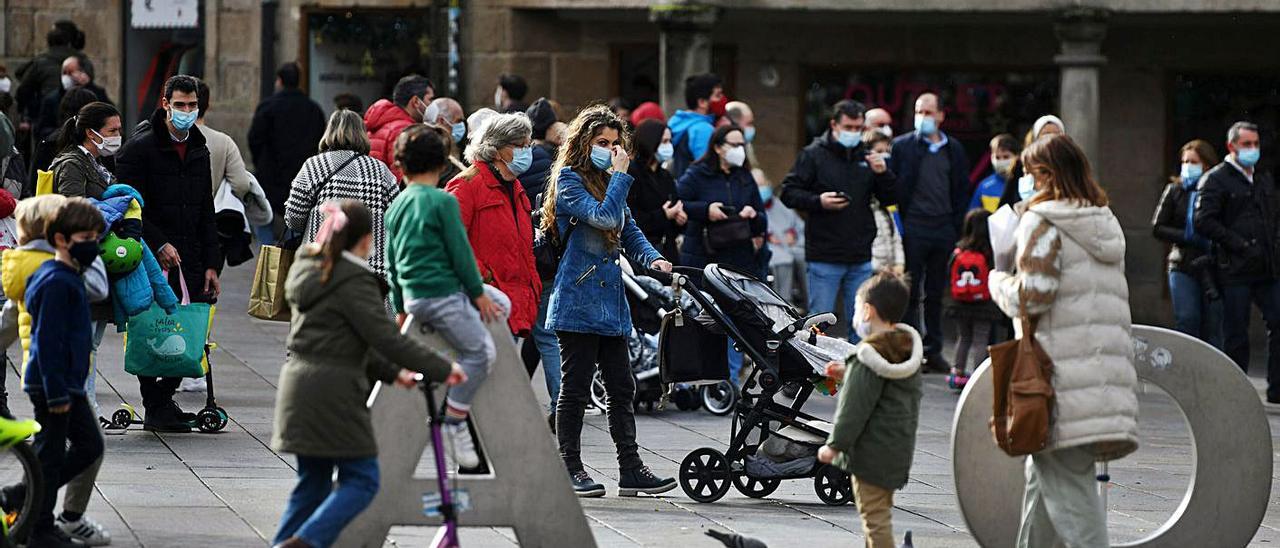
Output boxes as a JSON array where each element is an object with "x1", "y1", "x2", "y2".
[
  {"x1": 972, "y1": 134, "x2": 1019, "y2": 213},
  {"x1": 864, "y1": 132, "x2": 905, "y2": 275},
  {"x1": 819, "y1": 270, "x2": 922, "y2": 548}
]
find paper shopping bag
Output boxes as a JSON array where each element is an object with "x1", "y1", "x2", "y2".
[{"x1": 248, "y1": 244, "x2": 294, "y2": 321}]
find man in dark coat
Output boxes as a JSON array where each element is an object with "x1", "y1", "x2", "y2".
[
  {"x1": 247, "y1": 62, "x2": 325, "y2": 244},
  {"x1": 522, "y1": 97, "x2": 558, "y2": 203},
  {"x1": 116, "y1": 75, "x2": 220, "y2": 433},
  {"x1": 14, "y1": 22, "x2": 80, "y2": 124}
]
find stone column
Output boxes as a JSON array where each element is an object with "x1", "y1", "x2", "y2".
[
  {"x1": 650, "y1": 2, "x2": 720, "y2": 114},
  {"x1": 1054, "y1": 8, "x2": 1108, "y2": 164}
]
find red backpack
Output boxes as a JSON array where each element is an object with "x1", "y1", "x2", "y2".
[{"x1": 950, "y1": 248, "x2": 991, "y2": 302}]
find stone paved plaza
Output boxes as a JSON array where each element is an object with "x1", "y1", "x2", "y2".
[{"x1": 6, "y1": 263, "x2": 1279, "y2": 547}]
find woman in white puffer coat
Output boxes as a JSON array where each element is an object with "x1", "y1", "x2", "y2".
[{"x1": 988, "y1": 134, "x2": 1139, "y2": 548}]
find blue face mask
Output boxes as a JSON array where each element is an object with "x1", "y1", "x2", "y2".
[
  {"x1": 1180, "y1": 163, "x2": 1203, "y2": 188},
  {"x1": 508, "y1": 146, "x2": 533, "y2": 175},
  {"x1": 591, "y1": 145, "x2": 612, "y2": 170},
  {"x1": 1017, "y1": 174, "x2": 1037, "y2": 201},
  {"x1": 758, "y1": 185, "x2": 772, "y2": 202},
  {"x1": 1237, "y1": 147, "x2": 1261, "y2": 168},
  {"x1": 914, "y1": 114, "x2": 937, "y2": 136},
  {"x1": 836, "y1": 130, "x2": 862, "y2": 149},
  {"x1": 744, "y1": 126, "x2": 757, "y2": 143},
  {"x1": 656, "y1": 142, "x2": 674, "y2": 163},
  {"x1": 170, "y1": 108, "x2": 198, "y2": 131},
  {"x1": 451, "y1": 122, "x2": 466, "y2": 143}
]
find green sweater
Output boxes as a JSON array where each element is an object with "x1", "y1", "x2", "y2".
[{"x1": 384, "y1": 183, "x2": 485, "y2": 313}]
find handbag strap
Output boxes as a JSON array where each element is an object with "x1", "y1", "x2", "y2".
[
  {"x1": 165, "y1": 269, "x2": 192, "y2": 305},
  {"x1": 314, "y1": 152, "x2": 362, "y2": 200}
]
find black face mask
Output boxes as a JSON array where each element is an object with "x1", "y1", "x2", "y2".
[{"x1": 68, "y1": 240, "x2": 99, "y2": 271}]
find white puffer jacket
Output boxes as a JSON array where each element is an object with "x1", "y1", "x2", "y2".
[{"x1": 989, "y1": 200, "x2": 1139, "y2": 461}]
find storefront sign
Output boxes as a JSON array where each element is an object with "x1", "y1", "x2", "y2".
[{"x1": 131, "y1": 0, "x2": 199, "y2": 29}]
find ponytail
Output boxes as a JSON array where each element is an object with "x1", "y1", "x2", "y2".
[
  {"x1": 54, "y1": 101, "x2": 120, "y2": 154},
  {"x1": 311, "y1": 199, "x2": 373, "y2": 283}
]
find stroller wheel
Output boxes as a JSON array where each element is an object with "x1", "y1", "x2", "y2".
[
  {"x1": 701, "y1": 382, "x2": 738, "y2": 416},
  {"x1": 733, "y1": 474, "x2": 780, "y2": 498},
  {"x1": 679, "y1": 448, "x2": 732, "y2": 503},
  {"x1": 673, "y1": 386, "x2": 701, "y2": 411},
  {"x1": 814, "y1": 464, "x2": 854, "y2": 506},
  {"x1": 590, "y1": 371, "x2": 608, "y2": 411}
]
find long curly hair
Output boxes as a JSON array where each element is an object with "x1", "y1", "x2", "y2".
[{"x1": 539, "y1": 104, "x2": 629, "y2": 250}]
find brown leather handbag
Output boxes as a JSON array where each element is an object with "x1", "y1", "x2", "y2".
[{"x1": 988, "y1": 300, "x2": 1055, "y2": 457}]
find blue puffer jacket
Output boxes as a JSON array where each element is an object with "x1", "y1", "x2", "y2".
[
  {"x1": 93, "y1": 184, "x2": 178, "y2": 329},
  {"x1": 545, "y1": 168, "x2": 662, "y2": 337}
]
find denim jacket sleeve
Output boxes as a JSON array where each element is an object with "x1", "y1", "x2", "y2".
[
  {"x1": 557, "y1": 169, "x2": 633, "y2": 230},
  {"x1": 622, "y1": 210, "x2": 662, "y2": 266}
]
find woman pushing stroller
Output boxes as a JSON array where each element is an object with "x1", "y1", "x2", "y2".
[{"x1": 540, "y1": 104, "x2": 676, "y2": 497}]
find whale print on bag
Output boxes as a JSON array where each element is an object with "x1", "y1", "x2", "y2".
[{"x1": 149, "y1": 334, "x2": 187, "y2": 357}]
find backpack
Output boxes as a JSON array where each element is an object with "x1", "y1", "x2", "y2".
[
  {"x1": 949, "y1": 248, "x2": 991, "y2": 302},
  {"x1": 531, "y1": 192, "x2": 577, "y2": 281}
]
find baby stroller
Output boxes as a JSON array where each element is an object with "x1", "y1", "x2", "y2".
[{"x1": 654, "y1": 263, "x2": 858, "y2": 505}]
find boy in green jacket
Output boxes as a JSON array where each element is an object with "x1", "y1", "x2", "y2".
[
  {"x1": 818, "y1": 270, "x2": 922, "y2": 548},
  {"x1": 385, "y1": 125, "x2": 508, "y2": 472}
]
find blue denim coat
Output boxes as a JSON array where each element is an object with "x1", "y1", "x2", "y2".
[{"x1": 546, "y1": 168, "x2": 662, "y2": 337}]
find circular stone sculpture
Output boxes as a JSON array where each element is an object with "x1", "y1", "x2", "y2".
[{"x1": 951, "y1": 325, "x2": 1272, "y2": 547}]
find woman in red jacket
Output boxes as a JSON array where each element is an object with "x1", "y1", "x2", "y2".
[{"x1": 444, "y1": 112, "x2": 541, "y2": 336}]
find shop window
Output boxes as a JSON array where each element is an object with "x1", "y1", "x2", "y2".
[
  {"x1": 303, "y1": 9, "x2": 445, "y2": 115},
  {"x1": 1171, "y1": 73, "x2": 1279, "y2": 172}
]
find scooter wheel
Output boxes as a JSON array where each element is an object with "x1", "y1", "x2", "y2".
[
  {"x1": 197, "y1": 408, "x2": 226, "y2": 432},
  {"x1": 111, "y1": 408, "x2": 133, "y2": 428}
]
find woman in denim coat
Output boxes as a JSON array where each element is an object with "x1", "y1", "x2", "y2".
[{"x1": 539, "y1": 105, "x2": 675, "y2": 498}]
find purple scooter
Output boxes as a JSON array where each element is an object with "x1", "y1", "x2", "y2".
[{"x1": 417, "y1": 375, "x2": 462, "y2": 548}]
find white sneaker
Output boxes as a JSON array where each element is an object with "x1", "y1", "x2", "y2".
[
  {"x1": 57, "y1": 514, "x2": 111, "y2": 546},
  {"x1": 178, "y1": 377, "x2": 207, "y2": 392},
  {"x1": 444, "y1": 422, "x2": 480, "y2": 469}
]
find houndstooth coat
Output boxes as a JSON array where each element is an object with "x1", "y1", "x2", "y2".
[{"x1": 285, "y1": 150, "x2": 400, "y2": 278}]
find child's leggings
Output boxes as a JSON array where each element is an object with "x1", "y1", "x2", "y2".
[
  {"x1": 953, "y1": 318, "x2": 993, "y2": 374},
  {"x1": 405, "y1": 285, "x2": 509, "y2": 413}
]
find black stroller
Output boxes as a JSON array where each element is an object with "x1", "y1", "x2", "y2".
[{"x1": 654, "y1": 263, "x2": 858, "y2": 505}]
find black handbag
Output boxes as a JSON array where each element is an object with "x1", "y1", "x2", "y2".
[
  {"x1": 532, "y1": 194, "x2": 578, "y2": 280},
  {"x1": 703, "y1": 219, "x2": 752, "y2": 254}
]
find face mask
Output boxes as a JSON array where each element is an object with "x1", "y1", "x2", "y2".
[
  {"x1": 710, "y1": 96, "x2": 728, "y2": 117},
  {"x1": 451, "y1": 121, "x2": 466, "y2": 143},
  {"x1": 656, "y1": 142, "x2": 674, "y2": 162},
  {"x1": 508, "y1": 146, "x2": 533, "y2": 175},
  {"x1": 61, "y1": 74, "x2": 75, "y2": 91},
  {"x1": 853, "y1": 301, "x2": 873, "y2": 340},
  {"x1": 591, "y1": 145, "x2": 613, "y2": 170},
  {"x1": 758, "y1": 185, "x2": 773, "y2": 202},
  {"x1": 90, "y1": 129, "x2": 121, "y2": 157},
  {"x1": 836, "y1": 129, "x2": 861, "y2": 149},
  {"x1": 992, "y1": 158, "x2": 1013, "y2": 175},
  {"x1": 1237, "y1": 147, "x2": 1261, "y2": 168},
  {"x1": 1180, "y1": 163, "x2": 1203, "y2": 187},
  {"x1": 914, "y1": 114, "x2": 938, "y2": 136},
  {"x1": 419, "y1": 99, "x2": 439, "y2": 124},
  {"x1": 744, "y1": 126, "x2": 756, "y2": 143},
  {"x1": 69, "y1": 239, "x2": 98, "y2": 271},
  {"x1": 170, "y1": 108, "x2": 198, "y2": 131},
  {"x1": 1018, "y1": 174, "x2": 1038, "y2": 201},
  {"x1": 877, "y1": 125, "x2": 893, "y2": 138},
  {"x1": 881, "y1": 153, "x2": 892, "y2": 163},
  {"x1": 724, "y1": 145, "x2": 746, "y2": 167},
  {"x1": 0, "y1": 77, "x2": 11, "y2": 94},
  {"x1": 494, "y1": 88, "x2": 504, "y2": 109}
]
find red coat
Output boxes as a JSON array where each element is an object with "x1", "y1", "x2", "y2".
[
  {"x1": 445, "y1": 163, "x2": 542, "y2": 336},
  {"x1": 364, "y1": 99, "x2": 412, "y2": 181}
]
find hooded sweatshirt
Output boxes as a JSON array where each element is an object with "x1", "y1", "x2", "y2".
[
  {"x1": 989, "y1": 200, "x2": 1139, "y2": 461},
  {"x1": 826, "y1": 324, "x2": 923, "y2": 490},
  {"x1": 668, "y1": 110, "x2": 714, "y2": 178}
]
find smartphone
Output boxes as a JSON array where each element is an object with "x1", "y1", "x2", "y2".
[
  {"x1": 720, "y1": 205, "x2": 740, "y2": 217},
  {"x1": 833, "y1": 191, "x2": 851, "y2": 202}
]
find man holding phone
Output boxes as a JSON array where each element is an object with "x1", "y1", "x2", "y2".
[{"x1": 780, "y1": 100, "x2": 897, "y2": 342}]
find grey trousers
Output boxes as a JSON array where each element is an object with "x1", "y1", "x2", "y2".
[
  {"x1": 406, "y1": 286, "x2": 508, "y2": 411},
  {"x1": 1017, "y1": 446, "x2": 1109, "y2": 548}
]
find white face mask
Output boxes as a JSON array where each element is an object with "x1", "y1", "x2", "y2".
[
  {"x1": 494, "y1": 87, "x2": 504, "y2": 109},
  {"x1": 419, "y1": 99, "x2": 439, "y2": 124},
  {"x1": 61, "y1": 74, "x2": 75, "y2": 91},
  {"x1": 876, "y1": 125, "x2": 893, "y2": 138},
  {"x1": 992, "y1": 158, "x2": 1013, "y2": 175},
  {"x1": 1017, "y1": 174, "x2": 1038, "y2": 201},
  {"x1": 0, "y1": 77, "x2": 11, "y2": 94},
  {"x1": 853, "y1": 300, "x2": 873, "y2": 340},
  {"x1": 723, "y1": 145, "x2": 746, "y2": 167},
  {"x1": 90, "y1": 128, "x2": 121, "y2": 157}
]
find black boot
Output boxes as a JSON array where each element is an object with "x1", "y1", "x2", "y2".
[
  {"x1": 143, "y1": 405, "x2": 192, "y2": 433},
  {"x1": 27, "y1": 527, "x2": 84, "y2": 548},
  {"x1": 569, "y1": 469, "x2": 605, "y2": 498},
  {"x1": 617, "y1": 465, "x2": 676, "y2": 497}
]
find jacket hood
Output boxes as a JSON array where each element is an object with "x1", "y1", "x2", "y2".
[
  {"x1": 102, "y1": 184, "x2": 144, "y2": 207},
  {"x1": 1, "y1": 246, "x2": 54, "y2": 305},
  {"x1": 668, "y1": 110, "x2": 712, "y2": 145},
  {"x1": 364, "y1": 99, "x2": 413, "y2": 134},
  {"x1": 526, "y1": 98, "x2": 557, "y2": 140},
  {"x1": 1029, "y1": 200, "x2": 1125, "y2": 264},
  {"x1": 286, "y1": 250, "x2": 369, "y2": 311},
  {"x1": 49, "y1": 147, "x2": 90, "y2": 172},
  {"x1": 855, "y1": 324, "x2": 923, "y2": 380}
]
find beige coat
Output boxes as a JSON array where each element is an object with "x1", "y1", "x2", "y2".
[
  {"x1": 989, "y1": 200, "x2": 1139, "y2": 461},
  {"x1": 200, "y1": 123, "x2": 253, "y2": 199}
]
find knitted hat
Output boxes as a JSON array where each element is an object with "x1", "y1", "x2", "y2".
[
  {"x1": 630, "y1": 101, "x2": 666, "y2": 127},
  {"x1": 526, "y1": 98, "x2": 557, "y2": 140}
]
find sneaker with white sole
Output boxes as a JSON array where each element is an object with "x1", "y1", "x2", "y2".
[
  {"x1": 444, "y1": 422, "x2": 480, "y2": 469},
  {"x1": 178, "y1": 377, "x2": 207, "y2": 392},
  {"x1": 57, "y1": 513, "x2": 111, "y2": 546}
]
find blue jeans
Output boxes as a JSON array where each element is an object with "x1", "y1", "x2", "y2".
[
  {"x1": 1168, "y1": 271, "x2": 1223, "y2": 350},
  {"x1": 807, "y1": 261, "x2": 875, "y2": 343},
  {"x1": 253, "y1": 224, "x2": 278, "y2": 246},
  {"x1": 274, "y1": 456, "x2": 379, "y2": 548},
  {"x1": 533, "y1": 285, "x2": 561, "y2": 409},
  {"x1": 1221, "y1": 280, "x2": 1280, "y2": 400}
]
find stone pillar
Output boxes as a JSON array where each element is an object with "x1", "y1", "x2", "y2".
[
  {"x1": 650, "y1": 2, "x2": 719, "y2": 114},
  {"x1": 1054, "y1": 8, "x2": 1108, "y2": 165}
]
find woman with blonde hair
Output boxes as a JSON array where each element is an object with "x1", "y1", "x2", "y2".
[
  {"x1": 540, "y1": 104, "x2": 674, "y2": 498},
  {"x1": 988, "y1": 134, "x2": 1139, "y2": 547}
]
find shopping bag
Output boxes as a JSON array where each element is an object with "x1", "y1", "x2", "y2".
[
  {"x1": 35, "y1": 170, "x2": 53, "y2": 196},
  {"x1": 124, "y1": 273, "x2": 215, "y2": 378},
  {"x1": 248, "y1": 244, "x2": 294, "y2": 321}
]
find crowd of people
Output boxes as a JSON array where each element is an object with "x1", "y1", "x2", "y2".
[{"x1": 0, "y1": 17, "x2": 1275, "y2": 548}]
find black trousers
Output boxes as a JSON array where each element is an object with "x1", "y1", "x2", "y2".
[
  {"x1": 554, "y1": 331, "x2": 641, "y2": 472},
  {"x1": 30, "y1": 394, "x2": 103, "y2": 534},
  {"x1": 138, "y1": 376, "x2": 183, "y2": 411},
  {"x1": 904, "y1": 223, "x2": 955, "y2": 358}
]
